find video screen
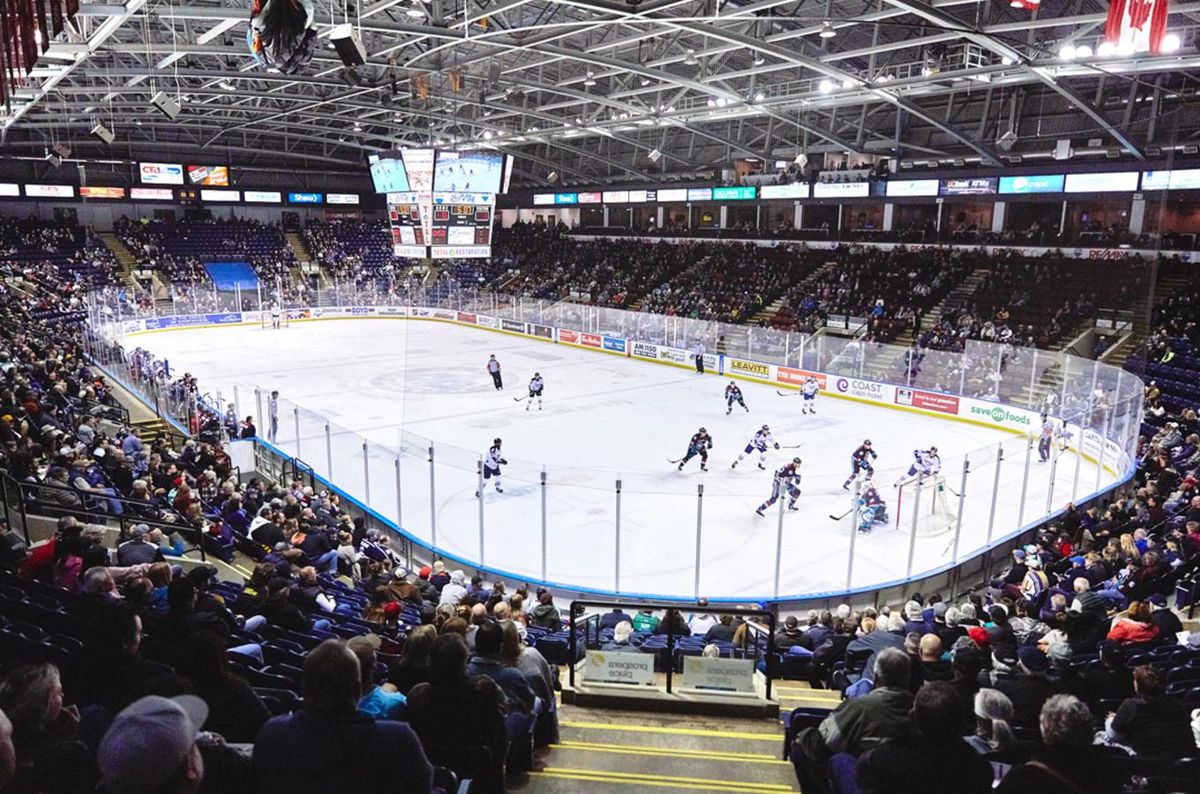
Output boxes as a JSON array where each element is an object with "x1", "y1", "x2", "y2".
[
  {"x1": 369, "y1": 154, "x2": 410, "y2": 193},
  {"x1": 433, "y1": 150, "x2": 504, "y2": 194},
  {"x1": 187, "y1": 165, "x2": 230, "y2": 186}
]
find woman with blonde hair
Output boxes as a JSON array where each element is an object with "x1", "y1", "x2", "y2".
[
  {"x1": 0, "y1": 663, "x2": 96, "y2": 793},
  {"x1": 966, "y1": 688, "x2": 1016, "y2": 756}
]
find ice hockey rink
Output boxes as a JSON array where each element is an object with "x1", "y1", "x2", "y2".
[{"x1": 131, "y1": 318, "x2": 1121, "y2": 601}]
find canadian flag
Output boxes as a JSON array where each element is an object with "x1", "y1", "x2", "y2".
[{"x1": 1105, "y1": 0, "x2": 1169, "y2": 54}]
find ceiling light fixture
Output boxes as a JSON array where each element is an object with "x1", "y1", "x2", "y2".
[
  {"x1": 754, "y1": 91, "x2": 765, "y2": 102},
  {"x1": 818, "y1": 78, "x2": 835, "y2": 94},
  {"x1": 685, "y1": 49, "x2": 698, "y2": 65},
  {"x1": 1162, "y1": 33, "x2": 1182, "y2": 53},
  {"x1": 406, "y1": 1, "x2": 425, "y2": 17},
  {"x1": 1096, "y1": 41, "x2": 1116, "y2": 57},
  {"x1": 1058, "y1": 43, "x2": 1076, "y2": 60},
  {"x1": 583, "y1": 71, "x2": 597, "y2": 86},
  {"x1": 753, "y1": 55, "x2": 765, "y2": 66},
  {"x1": 819, "y1": 20, "x2": 836, "y2": 39},
  {"x1": 1074, "y1": 44, "x2": 1093, "y2": 58}
]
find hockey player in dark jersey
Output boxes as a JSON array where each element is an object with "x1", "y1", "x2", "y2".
[
  {"x1": 755, "y1": 458, "x2": 802, "y2": 516},
  {"x1": 842, "y1": 440, "x2": 877, "y2": 490},
  {"x1": 724, "y1": 381, "x2": 748, "y2": 415},
  {"x1": 677, "y1": 428, "x2": 713, "y2": 471}
]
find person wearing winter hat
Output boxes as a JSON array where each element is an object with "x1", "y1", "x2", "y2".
[
  {"x1": 437, "y1": 569, "x2": 468, "y2": 607},
  {"x1": 98, "y1": 695, "x2": 208, "y2": 794}
]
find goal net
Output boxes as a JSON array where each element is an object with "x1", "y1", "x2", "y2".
[
  {"x1": 261, "y1": 311, "x2": 289, "y2": 330},
  {"x1": 894, "y1": 475, "x2": 957, "y2": 537}
]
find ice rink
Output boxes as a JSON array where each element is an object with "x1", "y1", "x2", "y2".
[{"x1": 132, "y1": 318, "x2": 1118, "y2": 600}]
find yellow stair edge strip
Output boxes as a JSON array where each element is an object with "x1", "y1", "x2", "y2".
[
  {"x1": 529, "y1": 767, "x2": 795, "y2": 792},
  {"x1": 551, "y1": 740, "x2": 787, "y2": 764},
  {"x1": 559, "y1": 721, "x2": 782, "y2": 742}
]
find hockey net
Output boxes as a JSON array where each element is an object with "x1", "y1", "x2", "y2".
[
  {"x1": 894, "y1": 475, "x2": 956, "y2": 537},
  {"x1": 260, "y1": 311, "x2": 289, "y2": 330}
]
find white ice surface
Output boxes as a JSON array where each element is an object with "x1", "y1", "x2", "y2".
[{"x1": 133, "y1": 319, "x2": 1117, "y2": 600}]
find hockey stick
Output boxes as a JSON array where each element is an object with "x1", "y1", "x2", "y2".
[
  {"x1": 829, "y1": 506, "x2": 855, "y2": 520},
  {"x1": 779, "y1": 443, "x2": 804, "y2": 449},
  {"x1": 667, "y1": 456, "x2": 686, "y2": 465},
  {"x1": 512, "y1": 395, "x2": 526, "y2": 402},
  {"x1": 775, "y1": 390, "x2": 800, "y2": 397}
]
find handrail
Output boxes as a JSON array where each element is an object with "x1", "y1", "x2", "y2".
[{"x1": 567, "y1": 599, "x2": 777, "y2": 700}]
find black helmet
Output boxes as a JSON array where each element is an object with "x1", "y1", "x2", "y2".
[
  {"x1": 493, "y1": 438, "x2": 502, "y2": 445},
  {"x1": 863, "y1": 439, "x2": 872, "y2": 446},
  {"x1": 793, "y1": 457, "x2": 802, "y2": 464},
  {"x1": 762, "y1": 424, "x2": 769, "y2": 431},
  {"x1": 699, "y1": 427, "x2": 707, "y2": 433}
]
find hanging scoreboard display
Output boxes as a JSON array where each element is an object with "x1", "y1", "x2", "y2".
[
  {"x1": 376, "y1": 148, "x2": 511, "y2": 258},
  {"x1": 386, "y1": 192, "x2": 428, "y2": 258},
  {"x1": 429, "y1": 192, "x2": 494, "y2": 258}
]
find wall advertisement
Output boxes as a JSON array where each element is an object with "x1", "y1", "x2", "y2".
[
  {"x1": 501, "y1": 319, "x2": 527, "y2": 334},
  {"x1": 631, "y1": 341, "x2": 658, "y2": 360},
  {"x1": 832, "y1": 376, "x2": 895, "y2": 403},
  {"x1": 602, "y1": 336, "x2": 627, "y2": 354},
  {"x1": 895, "y1": 388, "x2": 960, "y2": 415},
  {"x1": 776, "y1": 367, "x2": 826, "y2": 389},
  {"x1": 959, "y1": 397, "x2": 1038, "y2": 431},
  {"x1": 728, "y1": 358, "x2": 771, "y2": 380}
]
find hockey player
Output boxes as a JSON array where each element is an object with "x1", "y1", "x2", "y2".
[
  {"x1": 1038, "y1": 414, "x2": 1055, "y2": 462},
  {"x1": 270, "y1": 301, "x2": 282, "y2": 330},
  {"x1": 894, "y1": 447, "x2": 941, "y2": 487},
  {"x1": 677, "y1": 428, "x2": 713, "y2": 472},
  {"x1": 842, "y1": 440, "x2": 877, "y2": 490},
  {"x1": 856, "y1": 485, "x2": 889, "y2": 533},
  {"x1": 724, "y1": 381, "x2": 748, "y2": 415},
  {"x1": 486, "y1": 355, "x2": 503, "y2": 390},
  {"x1": 268, "y1": 390, "x2": 279, "y2": 442},
  {"x1": 525, "y1": 372, "x2": 544, "y2": 411},
  {"x1": 475, "y1": 438, "x2": 507, "y2": 497},
  {"x1": 801, "y1": 376, "x2": 820, "y2": 414},
  {"x1": 755, "y1": 457, "x2": 802, "y2": 516},
  {"x1": 733, "y1": 425, "x2": 779, "y2": 470}
]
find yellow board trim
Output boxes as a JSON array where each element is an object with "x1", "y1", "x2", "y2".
[{"x1": 529, "y1": 768, "x2": 795, "y2": 792}]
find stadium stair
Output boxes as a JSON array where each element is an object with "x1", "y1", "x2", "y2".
[
  {"x1": 528, "y1": 696, "x2": 815, "y2": 793},
  {"x1": 893, "y1": 267, "x2": 990, "y2": 348},
  {"x1": 97, "y1": 231, "x2": 140, "y2": 289},
  {"x1": 747, "y1": 296, "x2": 788, "y2": 327},
  {"x1": 284, "y1": 231, "x2": 313, "y2": 284},
  {"x1": 131, "y1": 417, "x2": 177, "y2": 447}
]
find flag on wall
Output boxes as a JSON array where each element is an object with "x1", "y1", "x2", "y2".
[{"x1": 1105, "y1": 0, "x2": 1170, "y2": 54}]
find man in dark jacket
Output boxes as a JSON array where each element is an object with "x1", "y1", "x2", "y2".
[
  {"x1": 1108, "y1": 665, "x2": 1195, "y2": 757},
  {"x1": 115, "y1": 524, "x2": 162, "y2": 566},
  {"x1": 846, "y1": 614, "x2": 906, "y2": 677},
  {"x1": 793, "y1": 648, "x2": 913, "y2": 794},
  {"x1": 855, "y1": 681, "x2": 992, "y2": 794}
]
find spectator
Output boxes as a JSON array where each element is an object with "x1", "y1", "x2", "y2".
[
  {"x1": 1107, "y1": 665, "x2": 1195, "y2": 756},
  {"x1": 253, "y1": 640, "x2": 433, "y2": 793},
  {"x1": 1106, "y1": 600, "x2": 1160, "y2": 646},
  {"x1": 529, "y1": 591, "x2": 561, "y2": 631},
  {"x1": 0, "y1": 663, "x2": 98, "y2": 794},
  {"x1": 62, "y1": 602, "x2": 176, "y2": 714},
  {"x1": 602, "y1": 620, "x2": 639, "y2": 651},
  {"x1": 996, "y1": 695, "x2": 1119, "y2": 794},
  {"x1": 347, "y1": 634, "x2": 407, "y2": 720},
  {"x1": 468, "y1": 620, "x2": 536, "y2": 716},
  {"x1": 792, "y1": 648, "x2": 913, "y2": 794},
  {"x1": 856, "y1": 681, "x2": 992, "y2": 794},
  {"x1": 116, "y1": 523, "x2": 162, "y2": 566},
  {"x1": 173, "y1": 631, "x2": 270, "y2": 743},
  {"x1": 990, "y1": 645, "x2": 1058, "y2": 731},
  {"x1": 97, "y1": 695, "x2": 208, "y2": 794},
  {"x1": 406, "y1": 634, "x2": 507, "y2": 789},
  {"x1": 391, "y1": 625, "x2": 436, "y2": 695},
  {"x1": 964, "y1": 688, "x2": 1017, "y2": 760},
  {"x1": 438, "y1": 569, "x2": 468, "y2": 607},
  {"x1": 0, "y1": 707, "x2": 14, "y2": 791}
]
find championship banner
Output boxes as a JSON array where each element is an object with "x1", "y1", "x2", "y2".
[{"x1": 1105, "y1": 0, "x2": 1169, "y2": 53}]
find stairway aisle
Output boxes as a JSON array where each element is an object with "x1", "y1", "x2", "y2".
[
  {"x1": 97, "y1": 231, "x2": 141, "y2": 289},
  {"x1": 285, "y1": 230, "x2": 315, "y2": 285},
  {"x1": 892, "y1": 267, "x2": 988, "y2": 348},
  {"x1": 523, "y1": 702, "x2": 803, "y2": 793}
]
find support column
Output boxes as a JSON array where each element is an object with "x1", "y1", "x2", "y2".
[
  {"x1": 882, "y1": 203, "x2": 894, "y2": 232},
  {"x1": 719, "y1": 205, "x2": 728, "y2": 229},
  {"x1": 793, "y1": 202, "x2": 804, "y2": 230},
  {"x1": 992, "y1": 201, "x2": 1006, "y2": 234},
  {"x1": 656, "y1": 206, "x2": 664, "y2": 229},
  {"x1": 1129, "y1": 196, "x2": 1146, "y2": 235},
  {"x1": 1059, "y1": 200, "x2": 1069, "y2": 236},
  {"x1": 602, "y1": 205, "x2": 610, "y2": 227}
]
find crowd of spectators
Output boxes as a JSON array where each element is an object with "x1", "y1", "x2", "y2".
[{"x1": 0, "y1": 217, "x2": 116, "y2": 288}]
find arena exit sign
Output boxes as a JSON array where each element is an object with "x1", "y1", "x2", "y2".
[{"x1": 712, "y1": 186, "x2": 756, "y2": 201}]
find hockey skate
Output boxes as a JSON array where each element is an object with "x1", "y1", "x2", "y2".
[
  {"x1": 755, "y1": 507, "x2": 765, "y2": 517},
  {"x1": 757, "y1": 463, "x2": 766, "y2": 470},
  {"x1": 788, "y1": 502, "x2": 800, "y2": 511},
  {"x1": 700, "y1": 464, "x2": 708, "y2": 472},
  {"x1": 731, "y1": 461, "x2": 738, "y2": 468},
  {"x1": 496, "y1": 487, "x2": 504, "y2": 493}
]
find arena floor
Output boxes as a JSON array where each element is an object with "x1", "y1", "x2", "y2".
[{"x1": 131, "y1": 318, "x2": 1117, "y2": 600}]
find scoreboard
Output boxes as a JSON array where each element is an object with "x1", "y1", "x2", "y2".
[
  {"x1": 386, "y1": 192, "x2": 431, "y2": 258},
  {"x1": 429, "y1": 192, "x2": 494, "y2": 258}
]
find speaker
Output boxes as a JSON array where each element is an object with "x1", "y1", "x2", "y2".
[
  {"x1": 1053, "y1": 139, "x2": 1072, "y2": 161},
  {"x1": 648, "y1": 148, "x2": 661, "y2": 162},
  {"x1": 547, "y1": 171, "x2": 559, "y2": 184},
  {"x1": 150, "y1": 91, "x2": 181, "y2": 120},
  {"x1": 330, "y1": 23, "x2": 367, "y2": 67},
  {"x1": 90, "y1": 123, "x2": 115, "y2": 145},
  {"x1": 996, "y1": 130, "x2": 1018, "y2": 151}
]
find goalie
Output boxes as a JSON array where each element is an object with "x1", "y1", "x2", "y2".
[
  {"x1": 856, "y1": 485, "x2": 889, "y2": 534},
  {"x1": 893, "y1": 447, "x2": 941, "y2": 488}
]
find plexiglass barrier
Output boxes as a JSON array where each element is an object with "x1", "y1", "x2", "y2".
[{"x1": 83, "y1": 284, "x2": 1143, "y2": 601}]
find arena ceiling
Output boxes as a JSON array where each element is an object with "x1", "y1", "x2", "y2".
[{"x1": 5, "y1": 0, "x2": 1200, "y2": 186}]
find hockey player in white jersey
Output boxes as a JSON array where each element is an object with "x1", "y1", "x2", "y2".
[
  {"x1": 801, "y1": 377, "x2": 820, "y2": 414},
  {"x1": 475, "y1": 438, "x2": 507, "y2": 497},
  {"x1": 1038, "y1": 415, "x2": 1055, "y2": 462},
  {"x1": 724, "y1": 382, "x2": 748, "y2": 415},
  {"x1": 755, "y1": 458, "x2": 802, "y2": 516},
  {"x1": 893, "y1": 447, "x2": 941, "y2": 487},
  {"x1": 524, "y1": 373, "x2": 544, "y2": 411},
  {"x1": 732, "y1": 425, "x2": 779, "y2": 470}
]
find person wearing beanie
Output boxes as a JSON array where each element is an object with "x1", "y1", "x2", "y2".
[{"x1": 437, "y1": 570, "x2": 468, "y2": 607}]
